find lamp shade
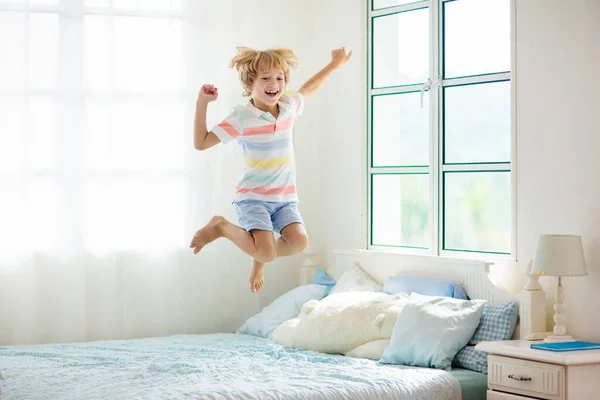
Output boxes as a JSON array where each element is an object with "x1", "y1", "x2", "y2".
[{"x1": 531, "y1": 234, "x2": 587, "y2": 277}]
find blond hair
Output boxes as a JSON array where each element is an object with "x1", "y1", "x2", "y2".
[{"x1": 229, "y1": 47, "x2": 298, "y2": 97}]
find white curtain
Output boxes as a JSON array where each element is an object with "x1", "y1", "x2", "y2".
[{"x1": 0, "y1": 0, "x2": 258, "y2": 345}]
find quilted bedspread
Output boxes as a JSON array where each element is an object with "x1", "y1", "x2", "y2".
[{"x1": 0, "y1": 333, "x2": 461, "y2": 400}]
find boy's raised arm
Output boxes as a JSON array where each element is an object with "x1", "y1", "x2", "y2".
[
  {"x1": 194, "y1": 84, "x2": 221, "y2": 151},
  {"x1": 298, "y1": 47, "x2": 352, "y2": 100}
]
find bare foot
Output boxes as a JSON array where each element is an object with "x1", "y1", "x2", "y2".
[
  {"x1": 189, "y1": 216, "x2": 226, "y2": 254},
  {"x1": 249, "y1": 260, "x2": 264, "y2": 293}
]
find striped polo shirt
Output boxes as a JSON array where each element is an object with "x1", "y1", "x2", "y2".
[{"x1": 211, "y1": 92, "x2": 304, "y2": 203}]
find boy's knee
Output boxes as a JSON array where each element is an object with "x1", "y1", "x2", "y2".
[
  {"x1": 256, "y1": 244, "x2": 277, "y2": 263},
  {"x1": 286, "y1": 232, "x2": 308, "y2": 254},
  {"x1": 294, "y1": 234, "x2": 309, "y2": 252}
]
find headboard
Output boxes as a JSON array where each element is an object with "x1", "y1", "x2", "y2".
[{"x1": 331, "y1": 249, "x2": 521, "y2": 338}]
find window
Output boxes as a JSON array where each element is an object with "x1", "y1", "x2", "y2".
[
  {"x1": 367, "y1": 0, "x2": 514, "y2": 257},
  {"x1": 0, "y1": 0, "x2": 206, "y2": 257}
]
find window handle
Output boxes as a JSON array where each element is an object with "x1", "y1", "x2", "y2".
[{"x1": 420, "y1": 78, "x2": 432, "y2": 109}]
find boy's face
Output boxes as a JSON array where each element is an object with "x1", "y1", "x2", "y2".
[{"x1": 249, "y1": 68, "x2": 286, "y2": 110}]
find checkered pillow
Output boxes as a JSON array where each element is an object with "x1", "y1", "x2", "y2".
[
  {"x1": 453, "y1": 301, "x2": 518, "y2": 374},
  {"x1": 453, "y1": 345, "x2": 489, "y2": 374},
  {"x1": 469, "y1": 300, "x2": 518, "y2": 344}
]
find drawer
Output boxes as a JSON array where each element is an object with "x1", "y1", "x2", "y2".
[
  {"x1": 488, "y1": 355, "x2": 565, "y2": 400},
  {"x1": 487, "y1": 390, "x2": 534, "y2": 399}
]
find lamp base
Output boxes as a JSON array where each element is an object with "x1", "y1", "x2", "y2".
[
  {"x1": 544, "y1": 278, "x2": 577, "y2": 343},
  {"x1": 543, "y1": 334, "x2": 575, "y2": 343}
]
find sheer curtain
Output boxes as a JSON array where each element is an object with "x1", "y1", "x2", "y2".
[{"x1": 0, "y1": 0, "x2": 254, "y2": 345}]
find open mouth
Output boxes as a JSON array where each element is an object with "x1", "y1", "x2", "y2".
[{"x1": 265, "y1": 89, "x2": 279, "y2": 98}]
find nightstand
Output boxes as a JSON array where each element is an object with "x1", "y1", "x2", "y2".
[{"x1": 475, "y1": 340, "x2": 600, "y2": 400}]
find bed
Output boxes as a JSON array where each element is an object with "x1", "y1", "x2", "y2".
[
  {"x1": 0, "y1": 249, "x2": 521, "y2": 400},
  {"x1": 0, "y1": 333, "x2": 485, "y2": 400}
]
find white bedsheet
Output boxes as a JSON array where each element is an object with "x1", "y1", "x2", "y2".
[{"x1": 0, "y1": 333, "x2": 461, "y2": 400}]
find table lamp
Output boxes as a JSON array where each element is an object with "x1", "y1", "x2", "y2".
[{"x1": 531, "y1": 234, "x2": 587, "y2": 343}]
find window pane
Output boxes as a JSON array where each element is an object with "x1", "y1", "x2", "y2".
[
  {"x1": 113, "y1": 0, "x2": 182, "y2": 11},
  {"x1": 444, "y1": 0, "x2": 510, "y2": 78},
  {"x1": 444, "y1": 81, "x2": 510, "y2": 164},
  {"x1": 29, "y1": 96, "x2": 58, "y2": 171},
  {"x1": 84, "y1": 179, "x2": 186, "y2": 252},
  {"x1": 84, "y1": 0, "x2": 110, "y2": 6},
  {"x1": 1, "y1": 0, "x2": 58, "y2": 5},
  {"x1": 30, "y1": 0, "x2": 59, "y2": 5},
  {"x1": 0, "y1": 98, "x2": 25, "y2": 173},
  {"x1": 372, "y1": 174, "x2": 429, "y2": 248},
  {"x1": 84, "y1": 16, "x2": 184, "y2": 93},
  {"x1": 444, "y1": 171, "x2": 510, "y2": 253},
  {"x1": 83, "y1": 16, "x2": 111, "y2": 91},
  {"x1": 0, "y1": 12, "x2": 26, "y2": 91},
  {"x1": 373, "y1": 0, "x2": 421, "y2": 10},
  {"x1": 373, "y1": 9, "x2": 429, "y2": 88},
  {"x1": 373, "y1": 92, "x2": 429, "y2": 167},
  {"x1": 84, "y1": 0, "x2": 182, "y2": 10},
  {"x1": 0, "y1": 178, "x2": 61, "y2": 256},
  {"x1": 114, "y1": 17, "x2": 183, "y2": 93},
  {"x1": 84, "y1": 98, "x2": 186, "y2": 172},
  {"x1": 26, "y1": 178, "x2": 60, "y2": 252},
  {"x1": 0, "y1": 179, "x2": 25, "y2": 258},
  {"x1": 84, "y1": 98, "x2": 111, "y2": 170},
  {"x1": 29, "y1": 13, "x2": 59, "y2": 90}
]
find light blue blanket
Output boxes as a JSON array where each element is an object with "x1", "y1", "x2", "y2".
[{"x1": 0, "y1": 333, "x2": 461, "y2": 400}]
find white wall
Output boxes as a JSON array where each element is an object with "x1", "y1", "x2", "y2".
[
  {"x1": 304, "y1": 0, "x2": 369, "y2": 263},
  {"x1": 303, "y1": 0, "x2": 600, "y2": 341},
  {"x1": 515, "y1": 0, "x2": 600, "y2": 340}
]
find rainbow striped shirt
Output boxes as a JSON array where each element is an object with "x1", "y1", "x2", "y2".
[{"x1": 211, "y1": 92, "x2": 304, "y2": 202}]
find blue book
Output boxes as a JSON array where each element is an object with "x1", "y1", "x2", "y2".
[{"x1": 530, "y1": 341, "x2": 600, "y2": 352}]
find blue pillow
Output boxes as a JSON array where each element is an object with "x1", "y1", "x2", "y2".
[
  {"x1": 383, "y1": 276, "x2": 468, "y2": 300},
  {"x1": 453, "y1": 300, "x2": 519, "y2": 374},
  {"x1": 311, "y1": 267, "x2": 336, "y2": 296},
  {"x1": 380, "y1": 293, "x2": 486, "y2": 370},
  {"x1": 237, "y1": 284, "x2": 326, "y2": 338}
]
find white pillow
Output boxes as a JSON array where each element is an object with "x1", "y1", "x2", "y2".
[
  {"x1": 345, "y1": 339, "x2": 390, "y2": 360},
  {"x1": 272, "y1": 291, "x2": 408, "y2": 355},
  {"x1": 329, "y1": 263, "x2": 382, "y2": 295},
  {"x1": 325, "y1": 259, "x2": 351, "y2": 281},
  {"x1": 380, "y1": 293, "x2": 487, "y2": 370},
  {"x1": 237, "y1": 284, "x2": 327, "y2": 338}
]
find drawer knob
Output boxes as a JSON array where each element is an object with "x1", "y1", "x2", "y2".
[{"x1": 508, "y1": 374, "x2": 532, "y2": 382}]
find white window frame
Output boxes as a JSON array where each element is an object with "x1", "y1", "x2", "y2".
[{"x1": 366, "y1": 0, "x2": 517, "y2": 261}]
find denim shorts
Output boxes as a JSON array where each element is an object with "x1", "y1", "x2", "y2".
[{"x1": 234, "y1": 200, "x2": 304, "y2": 235}]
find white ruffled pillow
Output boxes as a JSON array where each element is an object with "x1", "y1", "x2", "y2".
[
  {"x1": 272, "y1": 291, "x2": 408, "y2": 355},
  {"x1": 328, "y1": 263, "x2": 382, "y2": 295}
]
